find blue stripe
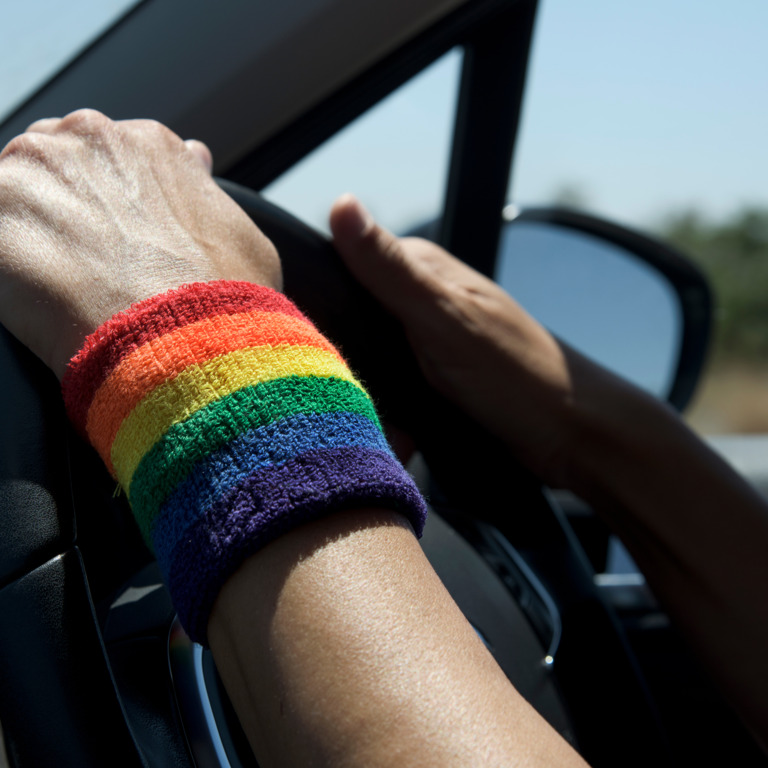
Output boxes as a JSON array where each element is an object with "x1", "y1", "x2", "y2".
[{"x1": 150, "y1": 410, "x2": 391, "y2": 564}]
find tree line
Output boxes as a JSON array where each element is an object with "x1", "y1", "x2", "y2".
[{"x1": 657, "y1": 207, "x2": 768, "y2": 366}]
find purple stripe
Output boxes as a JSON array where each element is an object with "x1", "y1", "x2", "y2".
[
  {"x1": 150, "y1": 412, "x2": 392, "y2": 564},
  {"x1": 165, "y1": 446, "x2": 427, "y2": 644}
]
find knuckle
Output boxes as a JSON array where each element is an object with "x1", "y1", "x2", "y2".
[
  {"x1": 141, "y1": 118, "x2": 166, "y2": 133},
  {"x1": 0, "y1": 131, "x2": 51, "y2": 162},
  {"x1": 60, "y1": 108, "x2": 112, "y2": 134},
  {"x1": 25, "y1": 117, "x2": 59, "y2": 133},
  {"x1": 133, "y1": 118, "x2": 179, "y2": 144}
]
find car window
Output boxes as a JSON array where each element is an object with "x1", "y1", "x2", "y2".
[
  {"x1": 0, "y1": 0, "x2": 142, "y2": 123},
  {"x1": 503, "y1": 0, "x2": 768, "y2": 435},
  {"x1": 262, "y1": 48, "x2": 462, "y2": 236}
]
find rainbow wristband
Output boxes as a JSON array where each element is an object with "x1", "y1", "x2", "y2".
[{"x1": 62, "y1": 281, "x2": 427, "y2": 644}]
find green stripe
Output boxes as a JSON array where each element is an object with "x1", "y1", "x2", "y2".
[{"x1": 129, "y1": 376, "x2": 379, "y2": 533}]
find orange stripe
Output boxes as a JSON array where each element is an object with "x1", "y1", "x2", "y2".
[
  {"x1": 86, "y1": 310, "x2": 341, "y2": 473},
  {"x1": 112, "y1": 345, "x2": 361, "y2": 490}
]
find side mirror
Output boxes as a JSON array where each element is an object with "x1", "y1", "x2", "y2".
[{"x1": 498, "y1": 206, "x2": 712, "y2": 410}]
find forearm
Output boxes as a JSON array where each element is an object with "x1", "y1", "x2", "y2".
[
  {"x1": 61, "y1": 275, "x2": 585, "y2": 767},
  {"x1": 208, "y1": 507, "x2": 588, "y2": 768},
  {"x1": 562, "y1": 350, "x2": 768, "y2": 744}
]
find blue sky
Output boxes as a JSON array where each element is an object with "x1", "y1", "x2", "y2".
[
  {"x1": 3, "y1": 0, "x2": 766, "y2": 236},
  {"x1": 514, "y1": 0, "x2": 768, "y2": 229}
]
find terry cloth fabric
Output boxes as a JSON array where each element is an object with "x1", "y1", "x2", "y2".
[{"x1": 62, "y1": 281, "x2": 427, "y2": 644}]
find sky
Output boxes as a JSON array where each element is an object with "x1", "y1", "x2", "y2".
[
  {"x1": 3, "y1": 0, "x2": 766, "y2": 235},
  {"x1": 513, "y1": 0, "x2": 768, "y2": 229}
]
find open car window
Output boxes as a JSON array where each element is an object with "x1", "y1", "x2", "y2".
[
  {"x1": 0, "y1": 0, "x2": 141, "y2": 123},
  {"x1": 262, "y1": 48, "x2": 462, "y2": 235}
]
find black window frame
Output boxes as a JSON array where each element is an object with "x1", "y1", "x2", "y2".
[{"x1": 224, "y1": 0, "x2": 539, "y2": 278}]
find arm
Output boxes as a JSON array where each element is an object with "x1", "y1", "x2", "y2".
[
  {"x1": 330, "y1": 195, "x2": 768, "y2": 749},
  {"x1": 209, "y1": 508, "x2": 584, "y2": 768},
  {"x1": 564, "y1": 353, "x2": 768, "y2": 750},
  {"x1": 0, "y1": 112, "x2": 587, "y2": 768}
]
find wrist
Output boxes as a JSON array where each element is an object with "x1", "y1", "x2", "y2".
[{"x1": 63, "y1": 280, "x2": 427, "y2": 643}]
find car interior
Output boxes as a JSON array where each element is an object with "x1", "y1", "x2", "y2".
[{"x1": 0, "y1": 0, "x2": 765, "y2": 766}]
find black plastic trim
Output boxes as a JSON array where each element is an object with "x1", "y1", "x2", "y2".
[
  {"x1": 225, "y1": 0, "x2": 524, "y2": 190},
  {"x1": 0, "y1": 550, "x2": 145, "y2": 767},
  {"x1": 439, "y1": 0, "x2": 538, "y2": 274},
  {"x1": 0, "y1": 327, "x2": 75, "y2": 590},
  {"x1": 0, "y1": 0, "x2": 149, "y2": 129}
]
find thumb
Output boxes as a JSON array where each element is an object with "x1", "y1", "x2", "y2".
[{"x1": 329, "y1": 194, "x2": 427, "y2": 321}]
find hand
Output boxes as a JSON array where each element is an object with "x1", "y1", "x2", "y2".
[
  {"x1": 329, "y1": 195, "x2": 579, "y2": 486},
  {"x1": 0, "y1": 109, "x2": 281, "y2": 378}
]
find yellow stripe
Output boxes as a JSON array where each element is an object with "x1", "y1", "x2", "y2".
[{"x1": 110, "y1": 344, "x2": 362, "y2": 489}]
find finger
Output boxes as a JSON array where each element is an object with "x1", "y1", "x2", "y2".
[
  {"x1": 25, "y1": 117, "x2": 61, "y2": 135},
  {"x1": 184, "y1": 139, "x2": 213, "y2": 174},
  {"x1": 329, "y1": 194, "x2": 427, "y2": 319}
]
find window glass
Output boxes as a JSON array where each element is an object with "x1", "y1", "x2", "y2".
[
  {"x1": 0, "y1": 0, "x2": 142, "y2": 122},
  {"x1": 263, "y1": 48, "x2": 462, "y2": 236},
  {"x1": 505, "y1": 0, "x2": 768, "y2": 435}
]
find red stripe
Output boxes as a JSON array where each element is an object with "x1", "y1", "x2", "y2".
[{"x1": 62, "y1": 282, "x2": 308, "y2": 435}]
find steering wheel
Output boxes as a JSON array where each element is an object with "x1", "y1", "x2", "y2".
[{"x1": 0, "y1": 181, "x2": 670, "y2": 767}]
